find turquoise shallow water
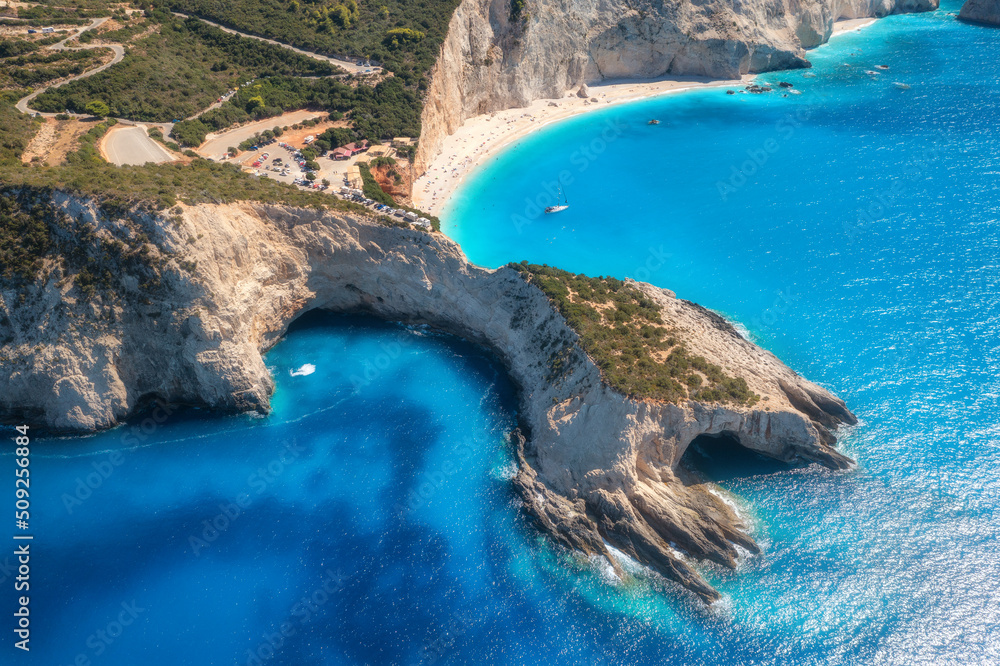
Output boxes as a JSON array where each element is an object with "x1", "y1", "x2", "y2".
[{"x1": 6, "y1": 2, "x2": 1000, "y2": 663}]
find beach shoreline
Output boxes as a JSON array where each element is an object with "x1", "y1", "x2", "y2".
[
  {"x1": 411, "y1": 75, "x2": 750, "y2": 215},
  {"x1": 412, "y1": 17, "x2": 880, "y2": 216}
]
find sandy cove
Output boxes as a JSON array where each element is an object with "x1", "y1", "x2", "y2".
[
  {"x1": 412, "y1": 18, "x2": 877, "y2": 216},
  {"x1": 411, "y1": 75, "x2": 750, "y2": 214}
]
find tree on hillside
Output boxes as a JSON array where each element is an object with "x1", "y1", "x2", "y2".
[{"x1": 85, "y1": 100, "x2": 110, "y2": 118}]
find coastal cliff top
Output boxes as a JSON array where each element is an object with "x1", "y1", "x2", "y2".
[{"x1": 510, "y1": 262, "x2": 759, "y2": 406}]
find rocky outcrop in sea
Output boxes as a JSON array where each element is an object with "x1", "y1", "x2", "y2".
[{"x1": 959, "y1": 0, "x2": 1000, "y2": 25}]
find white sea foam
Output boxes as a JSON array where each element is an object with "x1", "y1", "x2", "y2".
[
  {"x1": 494, "y1": 461, "x2": 519, "y2": 481},
  {"x1": 289, "y1": 364, "x2": 316, "y2": 376}
]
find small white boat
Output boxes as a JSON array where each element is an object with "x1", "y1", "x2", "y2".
[{"x1": 546, "y1": 185, "x2": 569, "y2": 214}]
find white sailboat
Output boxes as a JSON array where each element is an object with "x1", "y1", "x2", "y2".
[{"x1": 545, "y1": 186, "x2": 569, "y2": 214}]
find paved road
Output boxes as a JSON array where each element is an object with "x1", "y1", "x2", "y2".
[
  {"x1": 171, "y1": 12, "x2": 380, "y2": 75},
  {"x1": 15, "y1": 17, "x2": 126, "y2": 115},
  {"x1": 11, "y1": 13, "x2": 378, "y2": 151},
  {"x1": 197, "y1": 109, "x2": 325, "y2": 159},
  {"x1": 101, "y1": 126, "x2": 176, "y2": 165}
]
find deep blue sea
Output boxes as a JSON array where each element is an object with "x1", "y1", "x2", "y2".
[{"x1": 6, "y1": 2, "x2": 1000, "y2": 663}]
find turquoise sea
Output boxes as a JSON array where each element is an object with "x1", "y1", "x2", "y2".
[{"x1": 7, "y1": 1, "x2": 1000, "y2": 663}]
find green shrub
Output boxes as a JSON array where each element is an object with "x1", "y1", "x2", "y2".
[
  {"x1": 356, "y1": 161, "x2": 394, "y2": 205},
  {"x1": 510, "y1": 262, "x2": 760, "y2": 406},
  {"x1": 0, "y1": 102, "x2": 40, "y2": 165},
  {"x1": 383, "y1": 27, "x2": 424, "y2": 48},
  {"x1": 84, "y1": 100, "x2": 110, "y2": 118}
]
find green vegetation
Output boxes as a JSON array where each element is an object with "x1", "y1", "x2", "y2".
[
  {"x1": 66, "y1": 117, "x2": 117, "y2": 165},
  {"x1": 0, "y1": 47, "x2": 110, "y2": 89},
  {"x1": 147, "y1": 126, "x2": 181, "y2": 152},
  {"x1": 0, "y1": 191, "x2": 53, "y2": 284},
  {"x1": 163, "y1": 0, "x2": 462, "y2": 89},
  {"x1": 0, "y1": 1, "x2": 438, "y2": 238},
  {"x1": 0, "y1": 27, "x2": 112, "y2": 90},
  {"x1": 171, "y1": 75, "x2": 419, "y2": 146},
  {"x1": 84, "y1": 99, "x2": 110, "y2": 118},
  {"x1": 384, "y1": 27, "x2": 424, "y2": 47},
  {"x1": 0, "y1": 36, "x2": 64, "y2": 59},
  {"x1": 0, "y1": 158, "x2": 365, "y2": 212},
  {"x1": 31, "y1": 15, "x2": 337, "y2": 121},
  {"x1": 0, "y1": 99, "x2": 41, "y2": 165},
  {"x1": 510, "y1": 0, "x2": 528, "y2": 22},
  {"x1": 511, "y1": 263, "x2": 760, "y2": 406},
  {"x1": 0, "y1": 186, "x2": 176, "y2": 308},
  {"x1": 25, "y1": 0, "x2": 116, "y2": 11},
  {"x1": 13, "y1": 3, "x2": 109, "y2": 22},
  {"x1": 356, "y1": 161, "x2": 395, "y2": 206}
]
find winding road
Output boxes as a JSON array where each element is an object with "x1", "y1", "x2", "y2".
[
  {"x1": 15, "y1": 17, "x2": 125, "y2": 115},
  {"x1": 170, "y1": 12, "x2": 380, "y2": 76},
  {"x1": 10, "y1": 12, "x2": 383, "y2": 164}
]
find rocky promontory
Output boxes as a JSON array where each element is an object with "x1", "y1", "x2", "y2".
[
  {"x1": 0, "y1": 191, "x2": 854, "y2": 601},
  {"x1": 959, "y1": 0, "x2": 1000, "y2": 25}
]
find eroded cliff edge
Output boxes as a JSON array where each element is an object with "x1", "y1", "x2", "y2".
[
  {"x1": 416, "y1": 0, "x2": 939, "y2": 171},
  {"x1": 0, "y1": 193, "x2": 854, "y2": 601}
]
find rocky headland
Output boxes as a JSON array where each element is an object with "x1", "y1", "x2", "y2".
[{"x1": 0, "y1": 190, "x2": 854, "y2": 601}]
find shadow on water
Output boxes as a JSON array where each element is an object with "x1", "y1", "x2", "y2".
[{"x1": 680, "y1": 432, "x2": 797, "y2": 484}]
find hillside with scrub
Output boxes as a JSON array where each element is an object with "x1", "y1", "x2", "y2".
[
  {"x1": 30, "y1": 11, "x2": 339, "y2": 121},
  {"x1": 162, "y1": 0, "x2": 461, "y2": 89},
  {"x1": 511, "y1": 263, "x2": 760, "y2": 406}
]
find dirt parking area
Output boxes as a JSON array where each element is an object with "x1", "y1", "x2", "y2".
[
  {"x1": 277, "y1": 119, "x2": 348, "y2": 149},
  {"x1": 21, "y1": 117, "x2": 97, "y2": 165},
  {"x1": 195, "y1": 110, "x2": 330, "y2": 161}
]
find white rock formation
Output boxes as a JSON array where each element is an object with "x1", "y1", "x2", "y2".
[
  {"x1": 0, "y1": 195, "x2": 854, "y2": 600},
  {"x1": 416, "y1": 0, "x2": 939, "y2": 171}
]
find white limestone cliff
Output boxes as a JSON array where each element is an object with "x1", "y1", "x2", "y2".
[
  {"x1": 416, "y1": 0, "x2": 939, "y2": 171},
  {"x1": 0, "y1": 196, "x2": 854, "y2": 600}
]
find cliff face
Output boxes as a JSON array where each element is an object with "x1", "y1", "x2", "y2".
[
  {"x1": 959, "y1": 0, "x2": 1000, "y2": 25},
  {"x1": 416, "y1": 0, "x2": 939, "y2": 170},
  {"x1": 0, "y1": 196, "x2": 854, "y2": 601}
]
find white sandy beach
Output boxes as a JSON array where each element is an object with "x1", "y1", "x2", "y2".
[
  {"x1": 412, "y1": 17, "x2": 879, "y2": 215},
  {"x1": 832, "y1": 17, "x2": 877, "y2": 35},
  {"x1": 412, "y1": 75, "x2": 751, "y2": 214}
]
